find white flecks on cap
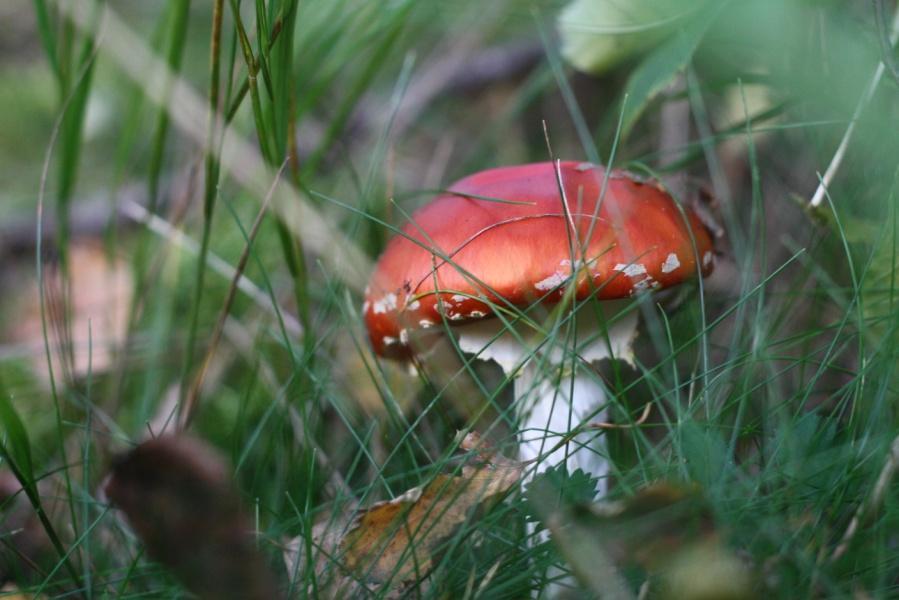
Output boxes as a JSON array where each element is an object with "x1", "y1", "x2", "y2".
[
  {"x1": 372, "y1": 292, "x2": 398, "y2": 314},
  {"x1": 449, "y1": 313, "x2": 465, "y2": 321},
  {"x1": 535, "y1": 258, "x2": 590, "y2": 292},
  {"x1": 661, "y1": 253, "x2": 681, "y2": 274},
  {"x1": 575, "y1": 162, "x2": 594, "y2": 172},
  {"x1": 534, "y1": 271, "x2": 568, "y2": 292},
  {"x1": 469, "y1": 310, "x2": 487, "y2": 318},
  {"x1": 407, "y1": 299, "x2": 421, "y2": 311},
  {"x1": 399, "y1": 329, "x2": 410, "y2": 344},
  {"x1": 362, "y1": 300, "x2": 371, "y2": 313},
  {"x1": 559, "y1": 258, "x2": 586, "y2": 271},
  {"x1": 630, "y1": 276, "x2": 661, "y2": 295},
  {"x1": 450, "y1": 294, "x2": 468, "y2": 303},
  {"x1": 419, "y1": 319, "x2": 435, "y2": 328},
  {"x1": 702, "y1": 251, "x2": 714, "y2": 268},
  {"x1": 382, "y1": 336, "x2": 398, "y2": 346},
  {"x1": 613, "y1": 263, "x2": 648, "y2": 278}
]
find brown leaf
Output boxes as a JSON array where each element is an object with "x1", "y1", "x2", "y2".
[
  {"x1": 458, "y1": 431, "x2": 519, "y2": 470},
  {"x1": 104, "y1": 435, "x2": 282, "y2": 600},
  {"x1": 582, "y1": 482, "x2": 716, "y2": 569},
  {"x1": 533, "y1": 482, "x2": 753, "y2": 599},
  {"x1": 9, "y1": 240, "x2": 132, "y2": 379},
  {"x1": 283, "y1": 517, "x2": 368, "y2": 599},
  {"x1": 338, "y1": 445, "x2": 521, "y2": 585}
]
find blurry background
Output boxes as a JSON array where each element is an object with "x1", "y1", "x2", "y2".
[{"x1": 0, "y1": 0, "x2": 898, "y2": 597}]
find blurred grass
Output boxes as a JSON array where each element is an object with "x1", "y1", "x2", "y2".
[{"x1": 0, "y1": 0, "x2": 898, "y2": 597}]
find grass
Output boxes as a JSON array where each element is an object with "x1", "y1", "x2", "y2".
[{"x1": 1, "y1": 0, "x2": 898, "y2": 597}]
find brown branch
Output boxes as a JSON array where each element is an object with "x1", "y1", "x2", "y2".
[
  {"x1": 1, "y1": 37, "x2": 542, "y2": 261},
  {"x1": 831, "y1": 433, "x2": 899, "y2": 562},
  {"x1": 391, "y1": 39, "x2": 543, "y2": 136},
  {"x1": 179, "y1": 161, "x2": 285, "y2": 430},
  {"x1": 588, "y1": 402, "x2": 653, "y2": 430}
]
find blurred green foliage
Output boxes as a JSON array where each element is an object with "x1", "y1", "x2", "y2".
[{"x1": 0, "y1": 0, "x2": 897, "y2": 596}]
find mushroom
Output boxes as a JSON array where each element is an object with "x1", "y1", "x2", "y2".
[{"x1": 363, "y1": 161, "x2": 714, "y2": 488}]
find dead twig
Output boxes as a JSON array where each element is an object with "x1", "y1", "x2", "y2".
[
  {"x1": 831, "y1": 433, "x2": 899, "y2": 562},
  {"x1": 589, "y1": 402, "x2": 653, "y2": 430},
  {"x1": 179, "y1": 160, "x2": 286, "y2": 430},
  {"x1": 809, "y1": 0, "x2": 899, "y2": 209},
  {"x1": 0, "y1": 35, "x2": 541, "y2": 261},
  {"x1": 119, "y1": 198, "x2": 302, "y2": 337},
  {"x1": 391, "y1": 38, "x2": 542, "y2": 136}
]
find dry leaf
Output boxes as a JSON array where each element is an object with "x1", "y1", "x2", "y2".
[
  {"x1": 283, "y1": 520, "x2": 342, "y2": 581},
  {"x1": 9, "y1": 239, "x2": 132, "y2": 379},
  {"x1": 458, "y1": 430, "x2": 518, "y2": 469},
  {"x1": 339, "y1": 440, "x2": 522, "y2": 585},
  {"x1": 0, "y1": 583, "x2": 48, "y2": 600},
  {"x1": 581, "y1": 482, "x2": 715, "y2": 569},
  {"x1": 104, "y1": 435, "x2": 282, "y2": 600},
  {"x1": 281, "y1": 433, "x2": 521, "y2": 594},
  {"x1": 282, "y1": 516, "x2": 367, "y2": 598},
  {"x1": 533, "y1": 482, "x2": 753, "y2": 599}
]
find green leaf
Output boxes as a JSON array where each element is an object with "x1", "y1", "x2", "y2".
[
  {"x1": 523, "y1": 465, "x2": 599, "y2": 526},
  {"x1": 0, "y1": 376, "x2": 35, "y2": 490},
  {"x1": 680, "y1": 420, "x2": 728, "y2": 487},
  {"x1": 619, "y1": 2, "x2": 724, "y2": 138},
  {"x1": 558, "y1": 0, "x2": 698, "y2": 76}
]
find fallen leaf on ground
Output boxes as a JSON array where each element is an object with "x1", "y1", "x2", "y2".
[
  {"x1": 532, "y1": 481, "x2": 754, "y2": 599},
  {"x1": 282, "y1": 515, "x2": 368, "y2": 598},
  {"x1": 8, "y1": 239, "x2": 132, "y2": 379},
  {"x1": 340, "y1": 464, "x2": 520, "y2": 584},
  {"x1": 578, "y1": 482, "x2": 715, "y2": 568},
  {"x1": 458, "y1": 430, "x2": 520, "y2": 469},
  {"x1": 285, "y1": 432, "x2": 521, "y2": 593}
]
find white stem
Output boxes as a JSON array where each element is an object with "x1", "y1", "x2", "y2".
[
  {"x1": 456, "y1": 300, "x2": 638, "y2": 493},
  {"x1": 515, "y1": 361, "x2": 609, "y2": 494},
  {"x1": 516, "y1": 361, "x2": 614, "y2": 599},
  {"x1": 456, "y1": 306, "x2": 637, "y2": 598}
]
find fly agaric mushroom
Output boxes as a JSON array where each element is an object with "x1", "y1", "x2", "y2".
[{"x1": 363, "y1": 161, "x2": 714, "y2": 485}]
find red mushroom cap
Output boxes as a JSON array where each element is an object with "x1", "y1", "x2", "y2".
[{"x1": 364, "y1": 161, "x2": 714, "y2": 358}]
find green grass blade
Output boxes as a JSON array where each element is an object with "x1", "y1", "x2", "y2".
[{"x1": 618, "y1": 1, "x2": 724, "y2": 138}]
